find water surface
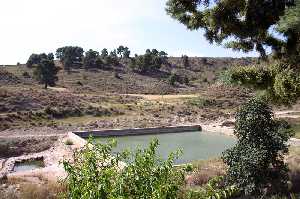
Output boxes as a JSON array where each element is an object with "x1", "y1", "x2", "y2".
[
  {"x1": 13, "y1": 160, "x2": 44, "y2": 172},
  {"x1": 94, "y1": 131, "x2": 236, "y2": 164}
]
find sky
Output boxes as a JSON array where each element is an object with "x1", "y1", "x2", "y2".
[{"x1": 0, "y1": 0, "x2": 258, "y2": 65}]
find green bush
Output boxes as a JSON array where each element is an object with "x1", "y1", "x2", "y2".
[
  {"x1": 222, "y1": 62, "x2": 300, "y2": 105},
  {"x1": 44, "y1": 106, "x2": 82, "y2": 118},
  {"x1": 168, "y1": 73, "x2": 179, "y2": 86},
  {"x1": 22, "y1": 71, "x2": 31, "y2": 78},
  {"x1": 222, "y1": 98, "x2": 294, "y2": 196},
  {"x1": 62, "y1": 138, "x2": 184, "y2": 199}
]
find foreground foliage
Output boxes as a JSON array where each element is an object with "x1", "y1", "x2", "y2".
[
  {"x1": 62, "y1": 138, "x2": 243, "y2": 199},
  {"x1": 222, "y1": 98, "x2": 294, "y2": 196},
  {"x1": 62, "y1": 138, "x2": 184, "y2": 199}
]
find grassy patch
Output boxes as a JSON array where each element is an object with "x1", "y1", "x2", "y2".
[
  {"x1": 185, "y1": 97, "x2": 217, "y2": 108},
  {"x1": 55, "y1": 115, "x2": 107, "y2": 125},
  {"x1": 19, "y1": 182, "x2": 65, "y2": 199},
  {"x1": 291, "y1": 124, "x2": 300, "y2": 139},
  {"x1": 286, "y1": 147, "x2": 300, "y2": 193}
]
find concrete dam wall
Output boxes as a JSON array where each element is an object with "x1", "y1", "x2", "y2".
[{"x1": 73, "y1": 125, "x2": 202, "y2": 138}]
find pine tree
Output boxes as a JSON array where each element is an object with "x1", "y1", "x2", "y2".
[{"x1": 31, "y1": 53, "x2": 59, "y2": 89}]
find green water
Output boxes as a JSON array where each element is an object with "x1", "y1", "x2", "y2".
[
  {"x1": 94, "y1": 131, "x2": 236, "y2": 164},
  {"x1": 13, "y1": 160, "x2": 44, "y2": 172}
]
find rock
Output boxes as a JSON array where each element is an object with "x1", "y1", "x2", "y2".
[{"x1": 221, "y1": 120, "x2": 235, "y2": 127}]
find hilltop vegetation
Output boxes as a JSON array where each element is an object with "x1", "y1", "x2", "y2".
[
  {"x1": 0, "y1": 52, "x2": 254, "y2": 132},
  {"x1": 5, "y1": 46, "x2": 255, "y2": 94}
]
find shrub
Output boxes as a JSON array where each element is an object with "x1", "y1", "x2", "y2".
[
  {"x1": 76, "y1": 81, "x2": 83, "y2": 86},
  {"x1": 181, "y1": 55, "x2": 189, "y2": 68},
  {"x1": 114, "y1": 72, "x2": 121, "y2": 79},
  {"x1": 64, "y1": 139, "x2": 73, "y2": 145},
  {"x1": 168, "y1": 73, "x2": 178, "y2": 86},
  {"x1": 182, "y1": 76, "x2": 189, "y2": 85},
  {"x1": 222, "y1": 98, "x2": 294, "y2": 196},
  {"x1": 62, "y1": 138, "x2": 184, "y2": 199},
  {"x1": 44, "y1": 106, "x2": 82, "y2": 118},
  {"x1": 22, "y1": 71, "x2": 30, "y2": 78}
]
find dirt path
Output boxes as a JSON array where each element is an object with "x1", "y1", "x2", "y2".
[
  {"x1": 123, "y1": 94, "x2": 199, "y2": 101},
  {"x1": 48, "y1": 87, "x2": 69, "y2": 92},
  {"x1": 275, "y1": 110, "x2": 300, "y2": 119}
]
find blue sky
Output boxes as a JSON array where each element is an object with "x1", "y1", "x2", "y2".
[{"x1": 0, "y1": 0, "x2": 258, "y2": 64}]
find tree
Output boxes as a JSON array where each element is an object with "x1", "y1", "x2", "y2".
[
  {"x1": 26, "y1": 54, "x2": 42, "y2": 68},
  {"x1": 95, "y1": 57, "x2": 103, "y2": 68},
  {"x1": 166, "y1": 0, "x2": 297, "y2": 60},
  {"x1": 122, "y1": 47, "x2": 131, "y2": 58},
  {"x1": 159, "y1": 51, "x2": 168, "y2": 64},
  {"x1": 100, "y1": 48, "x2": 109, "y2": 59},
  {"x1": 224, "y1": 61, "x2": 300, "y2": 105},
  {"x1": 166, "y1": 2, "x2": 299, "y2": 197},
  {"x1": 151, "y1": 49, "x2": 159, "y2": 56},
  {"x1": 30, "y1": 53, "x2": 59, "y2": 89},
  {"x1": 105, "y1": 50, "x2": 119, "y2": 66},
  {"x1": 222, "y1": 98, "x2": 294, "y2": 196},
  {"x1": 56, "y1": 46, "x2": 84, "y2": 71},
  {"x1": 131, "y1": 49, "x2": 168, "y2": 73},
  {"x1": 181, "y1": 55, "x2": 189, "y2": 68},
  {"x1": 83, "y1": 49, "x2": 100, "y2": 69},
  {"x1": 116, "y1": 45, "x2": 131, "y2": 59},
  {"x1": 117, "y1": 45, "x2": 125, "y2": 58},
  {"x1": 166, "y1": 0, "x2": 300, "y2": 103},
  {"x1": 276, "y1": 0, "x2": 300, "y2": 63}
]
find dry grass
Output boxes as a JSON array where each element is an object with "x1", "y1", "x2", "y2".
[
  {"x1": 184, "y1": 158, "x2": 226, "y2": 187},
  {"x1": 287, "y1": 146, "x2": 300, "y2": 192},
  {"x1": 0, "y1": 177, "x2": 66, "y2": 199},
  {"x1": 291, "y1": 124, "x2": 300, "y2": 139},
  {"x1": 19, "y1": 182, "x2": 66, "y2": 199}
]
